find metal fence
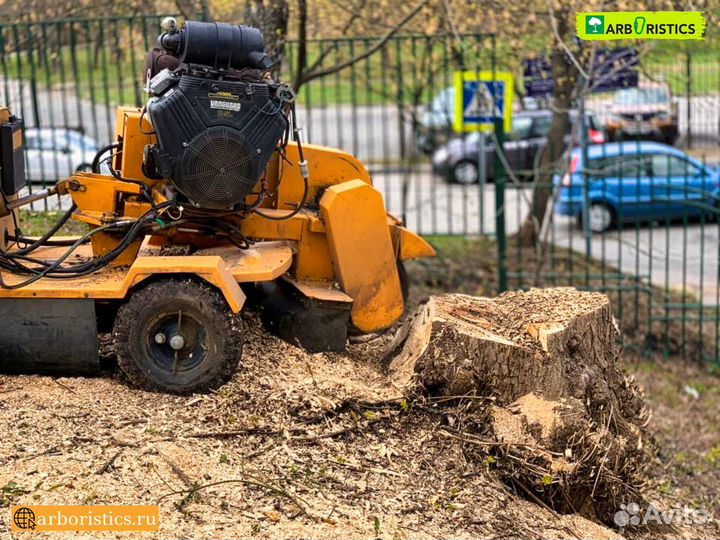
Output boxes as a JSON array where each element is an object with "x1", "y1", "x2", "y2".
[
  {"x1": 497, "y1": 146, "x2": 720, "y2": 365},
  {"x1": 0, "y1": 16, "x2": 719, "y2": 363}
]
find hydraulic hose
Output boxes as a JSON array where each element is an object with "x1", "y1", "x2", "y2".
[
  {"x1": 4, "y1": 203, "x2": 78, "y2": 256},
  {"x1": 92, "y1": 143, "x2": 121, "y2": 174},
  {"x1": 254, "y1": 102, "x2": 309, "y2": 221}
]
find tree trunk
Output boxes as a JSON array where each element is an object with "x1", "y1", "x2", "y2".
[
  {"x1": 517, "y1": 13, "x2": 576, "y2": 247},
  {"x1": 174, "y1": 0, "x2": 211, "y2": 20},
  {"x1": 385, "y1": 289, "x2": 651, "y2": 523},
  {"x1": 243, "y1": 0, "x2": 290, "y2": 77},
  {"x1": 387, "y1": 289, "x2": 624, "y2": 402}
]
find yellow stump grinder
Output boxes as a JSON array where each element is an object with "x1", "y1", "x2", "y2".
[{"x1": 0, "y1": 19, "x2": 434, "y2": 392}]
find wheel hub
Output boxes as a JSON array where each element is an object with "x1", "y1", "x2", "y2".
[
  {"x1": 455, "y1": 162, "x2": 478, "y2": 184},
  {"x1": 169, "y1": 334, "x2": 186, "y2": 350},
  {"x1": 145, "y1": 309, "x2": 207, "y2": 373},
  {"x1": 588, "y1": 205, "x2": 611, "y2": 232}
]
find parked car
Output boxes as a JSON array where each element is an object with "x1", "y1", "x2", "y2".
[
  {"x1": 24, "y1": 128, "x2": 103, "y2": 183},
  {"x1": 432, "y1": 109, "x2": 605, "y2": 184},
  {"x1": 554, "y1": 142, "x2": 719, "y2": 233},
  {"x1": 415, "y1": 84, "x2": 505, "y2": 155},
  {"x1": 415, "y1": 86, "x2": 456, "y2": 154},
  {"x1": 605, "y1": 82, "x2": 679, "y2": 145}
]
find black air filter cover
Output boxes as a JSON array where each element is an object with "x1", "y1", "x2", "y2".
[{"x1": 147, "y1": 73, "x2": 286, "y2": 209}]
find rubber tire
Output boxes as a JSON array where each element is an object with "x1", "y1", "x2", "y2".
[
  {"x1": 578, "y1": 203, "x2": 616, "y2": 233},
  {"x1": 451, "y1": 159, "x2": 479, "y2": 185},
  {"x1": 75, "y1": 162, "x2": 92, "y2": 172},
  {"x1": 113, "y1": 278, "x2": 242, "y2": 393}
]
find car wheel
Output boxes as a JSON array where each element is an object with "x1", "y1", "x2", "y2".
[
  {"x1": 452, "y1": 160, "x2": 479, "y2": 185},
  {"x1": 579, "y1": 203, "x2": 615, "y2": 233}
]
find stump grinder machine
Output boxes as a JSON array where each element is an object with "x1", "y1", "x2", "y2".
[{"x1": 0, "y1": 19, "x2": 434, "y2": 392}]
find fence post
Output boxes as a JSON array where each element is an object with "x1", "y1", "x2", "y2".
[
  {"x1": 686, "y1": 51, "x2": 692, "y2": 149},
  {"x1": 199, "y1": 1, "x2": 211, "y2": 22},
  {"x1": 494, "y1": 116, "x2": 507, "y2": 292}
]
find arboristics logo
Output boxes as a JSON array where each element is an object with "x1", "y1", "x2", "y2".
[
  {"x1": 577, "y1": 12, "x2": 706, "y2": 40},
  {"x1": 585, "y1": 15, "x2": 605, "y2": 35}
]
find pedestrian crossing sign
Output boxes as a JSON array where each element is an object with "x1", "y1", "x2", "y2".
[{"x1": 453, "y1": 71, "x2": 513, "y2": 133}]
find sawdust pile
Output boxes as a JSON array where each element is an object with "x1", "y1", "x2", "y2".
[{"x1": 0, "y1": 288, "x2": 682, "y2": 539}]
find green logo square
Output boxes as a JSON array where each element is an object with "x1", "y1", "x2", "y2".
[{"x1": 586, "y1": 14, "x2": 605, "y2": 34}]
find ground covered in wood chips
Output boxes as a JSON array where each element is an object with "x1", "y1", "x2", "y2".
[
  {"x1": 0, "y1": 305, "x2": 718, "y2": 540},
  {"x1": 0, "y1": 312, "x2": 614, "y2": 540},
  {"x1": 0, "y1": 234, "x2": 719, "y2": 539}
]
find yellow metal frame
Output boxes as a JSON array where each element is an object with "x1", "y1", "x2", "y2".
[
  {"x1": 320, "y1": 179, "x2": 404, "y2": 332},
  {"x1": 0, "y1": 106, "x2": 435, "y2": 332},
  {"x1": 0, "y1": 242, "x2": 296, "y2": 313}
]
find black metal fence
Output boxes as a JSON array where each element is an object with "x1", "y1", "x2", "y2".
[
  {"x1": 497, "y1": 145, "x2": 720, "y2": 365},
  {"x1": 1, "y1": 16, "x2": 719, "y2": 363}
]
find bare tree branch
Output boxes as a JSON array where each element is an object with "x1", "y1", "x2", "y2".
[{"x1": 295, "y1": 0, "x2": 429, "y2": 88}]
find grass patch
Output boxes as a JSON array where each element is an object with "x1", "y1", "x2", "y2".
[{"x1": 16, "y1": 209, "x2": 87, "y2": 237}]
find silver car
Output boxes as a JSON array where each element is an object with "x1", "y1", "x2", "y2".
[{"x1": 23, "y1": 128, "x2": 104, "y2": 183}]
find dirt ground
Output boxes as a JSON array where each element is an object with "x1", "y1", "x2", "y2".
[
  {"x1": 0, "y1": 312, "x2": 622, "y2": 540},
  {"x1": 0, "y1": 314, "x2": 718, "y2": 539},
  {"x1": 0, "y1": 240, "x2": 718, "y2": 539}
]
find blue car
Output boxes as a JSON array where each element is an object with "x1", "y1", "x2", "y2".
[{"x1": 555, "y1": 142, "x2": 720, "y2": 232}]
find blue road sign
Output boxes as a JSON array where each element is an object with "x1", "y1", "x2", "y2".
[{"x1": 454, "y1": 71, "x2": 513, "y2": 133}]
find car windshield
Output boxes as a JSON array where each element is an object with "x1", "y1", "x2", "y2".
[
  {"x1": 66, "y1": 130, "x2": 98, "y2": 152},
  {"x1": 431, "y1": 87, "x2": 455, "y2": 116},
  {"x1": 616, "y1": 87, "x2": 668, "y2": 105},
  {"x1": 509, "y1": 116, "x2": 533, "y2": 140}
]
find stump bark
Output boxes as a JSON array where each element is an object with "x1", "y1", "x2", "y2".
[{"x1": 385, "y1": 288, "x2": 651, "y2": 523}]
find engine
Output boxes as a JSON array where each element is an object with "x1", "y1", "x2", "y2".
[{"x1": 144, "y1": 20, "x2": 288, "y2": 210}]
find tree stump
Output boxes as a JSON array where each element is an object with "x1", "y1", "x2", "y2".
[{"x1": 385, "y1": 288, "x2": 651, "y2": 522}]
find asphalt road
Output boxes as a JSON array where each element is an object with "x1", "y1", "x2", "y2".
[{"x1": 373, "y1": 168, "x2": 720, "y2": 305}]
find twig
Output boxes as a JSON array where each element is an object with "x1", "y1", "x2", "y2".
[
  {"x1": 156, "y1": 477, "x2": 311, "y2": 516},
  {"x1": 161, "y1": 457, "x2": 193, "y2": 488},
  {"x1": 511, "y1": 478, "x2": 555, "y2": 514},
  {"x1": 328, "y1": 459, "x2": 407, "y2": 478},
  {"x1": 96, "y1": 448, "x2": 124, "y2": 475},
  {"x1": 545, "y1": 1, "x2": 587, "y2": 80},
  {"x1": 187, "y1": 428, "x2": 279, "y2": 439},
  {"x1": 243, "y1": 440, "x2": 276, "y2": 460},
  {"x1": 291, "y1": 423, "x2": 363, "y2": 443},
  {"x1": 52, "y1": 379, "x2": 76, "y2": 394},
  {"x1": 53, "y1": 412, "x2": 90, "y2": 420},
  {"x1": 292, "y1": 417, "x2": 386, "y2": 443},
  {"x1": 22, "y1": 446, "x2": 61, "y2": 461},
  {"x1": 591, "y1": 403, "x2": 614, "y2": 498},
  {"x1": 297, "y1": 0, "x2": 429, "y2": 86},
  {"x1": 439, "y1": 428, "x2": 563, "y2": 457}
]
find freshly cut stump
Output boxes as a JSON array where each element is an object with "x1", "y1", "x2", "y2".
[{"x1": 385, "y1": 288, "x2": 651, "y2": 523}]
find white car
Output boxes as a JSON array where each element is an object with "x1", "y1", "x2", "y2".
[{"x1": 23, "y1": 128, "x2": 107, "y2": 183}]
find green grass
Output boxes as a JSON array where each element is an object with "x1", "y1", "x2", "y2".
[
  {"x1": 643, "y1": 49, "x2": 719, "y2": 96},
  {"x1": 17, "y1": 210, "x2": 87, "y2": 237},
  {"x1": 1, "y1": 45, "x2": 145, "y2": 108}
]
